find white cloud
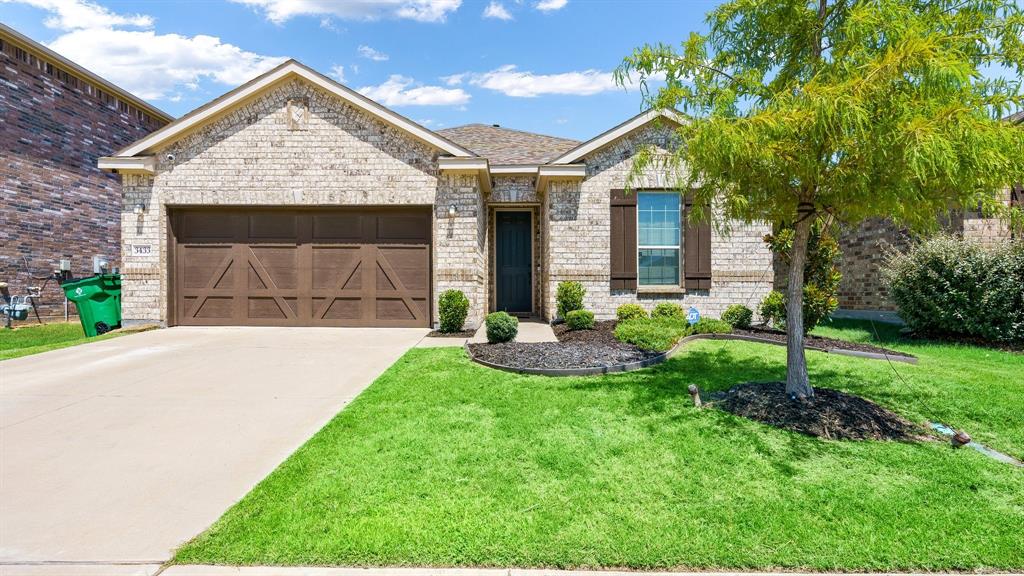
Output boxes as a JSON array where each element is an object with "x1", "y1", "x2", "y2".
[
  {"x1": 47, "y1": 28, "x2": 288, "y2": 100},
  {"x1": 6, "y1": 0, "x2": 153, "y2": 30},
  {"x1": 330, "y1": 64, "x2": 346, "y2": 83},
  {"x1": 466, "y1": 65, "x2": 617, "y2": 97},
  {"x1": 440, "y1": 72, "x2": 466, "y2": 86},
  {"x1": 6, "y1": 0, "x2": 288, "y2": 101},
  {"x1": 358, "y1": 75, "x2": 470, "y2": 106},
  {"x1": 535, "y1": 0, "x2": 567, "y2": 12},
  {"x1": 358, "y1": 45, "x2": 389, "y2": 61},
  {"x1": 482, "y1": 1, "x2": 512, "y2": 20},
  {"x1": 230, "y1": 0, "x2": 461, "y2": 24}
]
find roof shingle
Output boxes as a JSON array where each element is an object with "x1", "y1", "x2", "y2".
[{"x1": 437, "y1": 124, "x2": 580, "y2": 165}]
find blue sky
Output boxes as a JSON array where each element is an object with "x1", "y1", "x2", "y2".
[{"x1": 0, "y1": 0, "x2": 724, "y2": 140}]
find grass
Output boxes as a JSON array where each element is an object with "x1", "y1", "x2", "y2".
[
  {"x1": 0, "y1": 322, "x2": 133, "y2": 360},
  {"x1": 174, "y1": 319, "x2": 1024, "y2": 570}
]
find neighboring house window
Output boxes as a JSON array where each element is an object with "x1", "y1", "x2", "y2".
[{"x1": 638, "y1": 191, "x2": 681, "y2": 285}]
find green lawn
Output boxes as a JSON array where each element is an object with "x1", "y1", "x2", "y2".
[
  {"x1": 0, "y1": 322, "x2": 134, "y2": 360},
  {"x1": 175, "y1": 320, "x2": 1024, "y2": 570}
]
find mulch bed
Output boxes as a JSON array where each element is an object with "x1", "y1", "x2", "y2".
[
  {"x1": 470, "y1": 321, "x2": 658, "y2": 370},
  {"x1": 733, "y1": 326, "x2": 912, "y2": 357},
  {"x1": 711, "y1": 382, "x2": 926, "y2": 441},
  {"x1": 426, "y1": 329, "x2": 476, "y2": 338}
]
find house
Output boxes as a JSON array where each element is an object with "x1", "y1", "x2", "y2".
[
  {"x1": 99, "y1": 60, "x2": 773, "y2": 329},
  {"x1": 835, "y1": 110, "x2": 1022, "y2": 316},
  {"x1": 0, "y1": 23, "x2": 172, "y2": 321}
]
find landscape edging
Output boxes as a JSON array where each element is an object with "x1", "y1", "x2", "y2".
[{"x1": 466, "y1": 332, "x2": 917, "y2": 377}]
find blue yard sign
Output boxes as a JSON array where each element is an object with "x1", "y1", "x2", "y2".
[{"x1": 687, "y1": 306, "x2": 700, "y2": 325}]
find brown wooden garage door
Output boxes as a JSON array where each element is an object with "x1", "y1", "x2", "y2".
[{"x1": 170, "y1": 208, "x2": 431, "y2": 327}]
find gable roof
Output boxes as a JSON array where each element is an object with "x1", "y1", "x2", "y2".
[
  {"x1": 112, "y1": 59, "x2": 474, "y2": 158},
  {"x1": 437, "y1": 124, "x2": 580, "y2": 165},
  {"x1": 1006, "y1": 110, "x2": 1024, "y2": 125},
  {"x1": 0, "y1": 22, "x2": 172, "y2": 124},
  {"x1": 549, "y1": 108, "x2": 684, "y2": 165}
]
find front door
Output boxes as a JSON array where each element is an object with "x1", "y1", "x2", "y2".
[{"x1": 495, "y1": 211, "x2": 532, "y2": 314}]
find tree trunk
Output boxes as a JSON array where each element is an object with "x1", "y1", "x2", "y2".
[{"x1": 785, "y1": 214, "x2": 814, "y2": 399}]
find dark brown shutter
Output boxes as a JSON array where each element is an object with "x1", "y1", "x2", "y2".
[
  {"x1": 683, "y1": 196, "x2": 712, "y2": 290},
  {"x1": 1012, "y1": 184, "x2": 1022, "y2": 208},
  {"x1": 610, "y1": 189, "x2": 637, "y2": 290}
]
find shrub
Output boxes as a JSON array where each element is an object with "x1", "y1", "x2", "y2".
[
  {"x1": 485, "y1": 311, "x2": 519, "y2": 343},
  {"x1": 759, "y1": 290, "x2": 786, "y2": 329},
  {"x1": 721, "y1": 304, "x2": 753, "y2": 329},
  {"x1": 614, "y1": 317, "x2": 692, "y2": 352},
  {"x1": 437, "y1": 289, "x2": 470, "y2": 333},
  {"x1": 765, "y1": 221, "x2": 842, "y2": 333},
  {"x1": 651, "y1": 302, "x2": 686, "y2": 321},
  {"x1": 565, "y1": 309, "x2": 595, "y2": 330},
  {"x1": 884, "y1": 235, "x2": 1024, "y2": 343},
  {"x1": 692, "y1": 318, "x2": 733, "y2": 334},
  {"x1": 616, "y1": 303, "x2": 649, "y2": 322},
  {"x1": 556, "y1": 281, "x2": 586, "y2": 318}
]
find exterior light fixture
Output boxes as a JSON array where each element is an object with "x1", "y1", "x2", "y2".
[
  {"x1": 134, "y1": 203, "x2": 145, "y2": 215},
  {"x1": 448, "y1": 204, "x2": 457, "y2": 219}
]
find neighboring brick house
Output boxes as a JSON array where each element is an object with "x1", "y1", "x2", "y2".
[
  {"x1": 0, "y1": 23, "x2": 171, "y2": 321},
  {"x1": 99, "y1": 60, "x2": 773, "y2": 329},
  {"x1": 834, "y1": 110, "x2": 1022, "y2": 314}
]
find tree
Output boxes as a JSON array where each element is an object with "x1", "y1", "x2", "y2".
[{"x1": 617, "y1": 0, "x2": 1024, "y2": 399}]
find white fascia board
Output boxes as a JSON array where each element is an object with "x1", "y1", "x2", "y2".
[
  {"x1": 549, "y1": 109, "x2": 685, "y2": 165},
  {"x1": 97, "y1": 156, "x2": 155, "y2": 174},
  {"x1": 490, "y1": 165, "x2": 539, "y2": 175},
  {"x1": 115, "y1": 60, "x2": 475, "y2": 159},
  {"x1": 536, "y1": 164, "x2": 585, "y2": 194}
]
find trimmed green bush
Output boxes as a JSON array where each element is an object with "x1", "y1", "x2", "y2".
[
  {"x1": 692, "y1": 318, "x2": 733, "y2": 334},
  {"x1": 437, "y1": 289, "x2": 470, "y2": 333},
  {"x1": 884, "y1": 235, "x2": 1024, "y2": 343},
  {"x1": 616, "y1": 303, "x2": 648, "y2": 321},
  {"x1": 556, "y1": 281, "x2": 586, "y2": 319},
  {"x1": 721, "y1": 304, "x2": 753, "y2": 329},
  {"x1": 651, "y1": 302, "x2": 686, "y2": 321},
  {"x1": 565, "y1": 309, "x2": 596, "y2": 330},
  {"x1": 614, "y1": 317, "x2": 691, "y2": 352},
  {"x1": 485, "y1": 311, "x2": 519, "y2": 343},
  {"x1": 758, "y1": 290, "x2": 786, "y2": 329}
]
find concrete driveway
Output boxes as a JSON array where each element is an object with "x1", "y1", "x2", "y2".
[{"x1": 0, "y1": 326, "x2": 427, "y2": 575}]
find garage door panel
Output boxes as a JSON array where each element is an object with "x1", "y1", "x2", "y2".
[{"x1": 174, "y1": 208, "x2": 430, "y2": 327}]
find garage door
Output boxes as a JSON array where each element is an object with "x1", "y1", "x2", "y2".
[{"x1": 170, "y1": 208, "x2": 431, "y2": 327}]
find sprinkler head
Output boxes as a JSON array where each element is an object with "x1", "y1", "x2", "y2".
[{"x1": 951, "y1": 430, "x2": 972, "y2": 448}]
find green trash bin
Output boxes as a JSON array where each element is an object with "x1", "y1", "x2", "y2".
[{"x1": 62, "y1": 274, "x2": 122, "y2": 337}]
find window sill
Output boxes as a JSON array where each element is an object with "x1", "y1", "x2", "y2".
[{"x1": 637, "y1": 285, "x2": 686, "y2": 295}]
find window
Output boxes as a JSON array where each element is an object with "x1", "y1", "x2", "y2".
[{"x1": 637, "y1": 192, "x2": 681, "y2": 285}]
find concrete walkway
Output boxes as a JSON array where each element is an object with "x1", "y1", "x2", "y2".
[
  {"x1": 0, "y1": 326, "x2": 427, "y2": 575},
  {"x1": 417, "y1": 320, "x2": 557, "y2": 348}
]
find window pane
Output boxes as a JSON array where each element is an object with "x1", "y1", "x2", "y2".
[
  {"x1": 638, "y1": 192, "x2": 680, "y2": 248},
  {"x1": 639, "y1": 248, "x2": 679, "y2": 286}
]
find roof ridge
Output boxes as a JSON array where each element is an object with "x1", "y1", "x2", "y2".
[{"x1": 439, "y1": 123, "x2": 581, "y2": 143}]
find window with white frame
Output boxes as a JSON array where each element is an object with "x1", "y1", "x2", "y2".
[{"x1": 637, "y1": 191, "x2": 681, "y2": 285}]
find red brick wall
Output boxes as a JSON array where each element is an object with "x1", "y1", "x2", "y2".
[{"x1": 0, "y1": 43, "x2": 167, "y2": 322}]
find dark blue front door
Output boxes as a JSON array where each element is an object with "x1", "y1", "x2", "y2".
[{"x1": 496, "y1": 211, "x2": 532, "y2": 313}]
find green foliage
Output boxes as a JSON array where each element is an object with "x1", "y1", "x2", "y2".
[
  {"x1": 759, "y1": 291, "x2": 787, "y2": 329},
  {"x1": 437, "y1": 289, "x2": 470, "y2": 333},
  {"x1": 884, "y1": 236, "x2": 1024, "y2": 343},
  {"x1": 617, "y1": 0, "x2": 1024, "y2": 234},
  {"x1": 651, "y1": 302, "x2": 686, "y2": 321},
  {"x1": 721, "y1": 304, "x2": 753, "y2": 329},
  {"x1": 565, "y1": 309, "x2": 596, "y2": 331},
  {"x1": 692, "y1": 318, "x2": 733, "y2": 335},
  {"x1": 765, "y1": 221, "x2": 842, "y2": 333},
  {"x1": 616, "y1": 303, "x2": 649, "y2": 321},
  {"x1": 614, "y1": 317, "x2": 691, "y2": 352},
  {"x1": 485, "y1": 312, "x2": 519, "y2": 344},
  {"x1": 556, "y1": 281, "x2": 586, "y2": 319}
]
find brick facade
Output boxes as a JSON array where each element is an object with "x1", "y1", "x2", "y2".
[
  {"x1": 119, "y1": 79, "x2": 488, "y2": 327},
  {"x1": 544, "y1": 124, "x2": 774, "y2": 321},
  {"x1": 0, "y1": 29, "x2": 167, "y2": 322}
]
